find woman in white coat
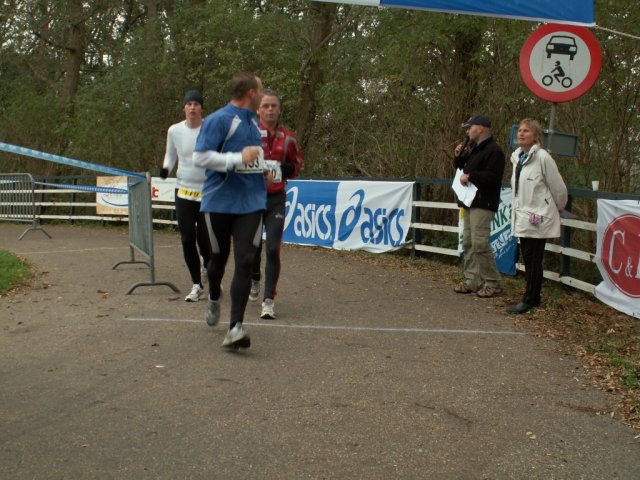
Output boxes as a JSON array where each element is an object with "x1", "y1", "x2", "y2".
[{"x1": 507, "y1": 119, "x2": 568, "y2": 314}]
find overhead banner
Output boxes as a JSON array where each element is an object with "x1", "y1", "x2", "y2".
[
  {"x1": 283, "y1": 180, "x2": 413, "y2": 253},
  {"x1": 313, "y1": 0, "x2": 595, "y2": 26},
  {"x1": 594, "y1": 200, "x2": 640, "y2": 319}
]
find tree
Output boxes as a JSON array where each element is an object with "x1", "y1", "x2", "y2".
[{"x1": 0, "y1": 1, "x2": 637, "y2": 195}]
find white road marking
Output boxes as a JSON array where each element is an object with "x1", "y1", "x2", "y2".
[
  {"x1": 123, "y1": 316, "x2": 526, "y2": 336},
  {"x1": 13, "y1": 244, "x2": 179, "y2": 255}
]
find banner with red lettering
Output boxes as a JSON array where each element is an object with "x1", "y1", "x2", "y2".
[
  {"x1": 96, "y1": 176, "x2": 176, "y2": 215},
  {"x1": 594, "y1": 200, "x2": 640, "y2": 319}
]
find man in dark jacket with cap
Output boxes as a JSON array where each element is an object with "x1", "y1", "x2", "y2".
[{"x1": 453, "y1": 115, "x2": 505, "y2": 298}]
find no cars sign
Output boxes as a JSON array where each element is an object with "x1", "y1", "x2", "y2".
[{"x1": 519, "y1": 23, "x2": 601, "y2": 103}]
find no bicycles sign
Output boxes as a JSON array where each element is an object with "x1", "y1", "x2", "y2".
[{"x1": 519, "y1": 23, "x2": 601, "y2": 103}]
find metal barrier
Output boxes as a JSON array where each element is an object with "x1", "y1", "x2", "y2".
[
  {"x1": 0, "y1": 142, "x2": 178, "y2": 296},
  {"x1": 0, "y1": 173, "x2": 51, "y2": 240},
  {"x1": 112, "y1": 173, "x2": 179, "y2": 295}
]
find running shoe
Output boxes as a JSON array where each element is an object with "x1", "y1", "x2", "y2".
[
  {"x1": 185, "y1": 283, "x2": 204, "y2": 302},
  {"x1": 260, "y1": 298, "x2": 276, "y2": 319},
  {"x1": 249, "y1": 280, "x2": 260, "y2": 302},
  {"x1": 222, "y1": 323, "x2": 251, "y2": 349},
  {"x1": 205, "y1": 298, "x2": 220, "y2": 327}
]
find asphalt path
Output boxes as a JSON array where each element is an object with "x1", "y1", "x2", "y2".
[{"x1": 1, "y1": 223, "x2": 638, "y2": 479}]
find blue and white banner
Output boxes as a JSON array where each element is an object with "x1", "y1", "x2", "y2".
[
  {"x1": 458, "y1": 188, "x2": 518, "y2": 275},
  {"x1": 492, "y1": 189, "x2": 518, "y2": 275},
  {"x1": 313, "y1": 0, "x2": 595, "y2": 26},
  {"x1": 283, "y1": 180, "x2": 413, "y2": 253},
  {"x1": 595, "y1": 200, "x2": 640, "y2": 319},
  {"x1": 0, "y1": 142, "x2": 145, "y2": 178}
]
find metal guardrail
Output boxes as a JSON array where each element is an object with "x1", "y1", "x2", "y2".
[{"x1": 0, "y1": 173, "x2": 51, "y2": 240}]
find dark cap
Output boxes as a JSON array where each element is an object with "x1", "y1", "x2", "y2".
[
  {"x1": 461, "y1": 115, "x2": 491, "y2": 128},
  {"x1": 183, "y1": 90, "x2": 204, "y2": 107}
]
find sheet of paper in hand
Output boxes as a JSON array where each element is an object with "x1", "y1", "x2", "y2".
[{"x1": 452, "y1": 168, "x2": 478, "y2": 207}]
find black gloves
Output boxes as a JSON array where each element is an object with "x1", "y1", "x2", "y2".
[
  {"x1": 160, "y1": 168, "x2": 169, "y2": 179},
  {"x1": 280, "y1": 163, "x2": 295, "y2": 179}
]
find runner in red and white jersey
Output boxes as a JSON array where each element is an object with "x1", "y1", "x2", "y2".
[{"x1": 250, "y1": 90, "x2": 303, "y2": 319}]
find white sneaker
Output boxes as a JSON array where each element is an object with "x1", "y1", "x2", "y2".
[
  {"x1": 260, "y1": 298, "x2": 275, "y2": 319},
  {"x1": 222, "y1": 323, "x2": 250, "y2": 349},
  {"x1": 249, "y1": 280, "x2": 260, "y2": 302},
  {"x1": 185, "y1": 283, "x2": 203, "y2": 302}
]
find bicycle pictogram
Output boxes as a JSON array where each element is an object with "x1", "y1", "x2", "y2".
[{"x1": 542, "y1": 61, "x2": 573, "y2": 88}]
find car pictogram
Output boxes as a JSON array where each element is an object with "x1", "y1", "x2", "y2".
[{"x1": 546, "y1": 35, "x2": 578, "y2": 60}]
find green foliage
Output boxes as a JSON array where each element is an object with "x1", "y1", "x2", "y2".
[
  {"x1": 0, "y1": 1, "x2": 637, "y2": 192},
  {"x1": 0, "y1": 249, "x2": 30, "y2": 294}
]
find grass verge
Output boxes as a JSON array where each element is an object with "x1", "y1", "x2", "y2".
[{"x1": 0, "y1": 249, "x2": 31, "y2": 295}]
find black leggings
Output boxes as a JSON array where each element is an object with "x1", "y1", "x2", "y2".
[
  {"x1": 205, "y1": 211, "x2": 263, "y2": 327},
  {"x1": 175, "y1": 194, "x2": 211, "y2": 286},
  {"x1": 520, "y1": 237, "x2": 547, "y2": 306},
  {"x1": 251, "y1": 192, "x2": 286, "y2": 300}
]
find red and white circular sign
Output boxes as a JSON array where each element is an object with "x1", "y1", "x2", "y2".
[
  {"x1": 600, "y1": 214, "x2": 640, "y2": 298},
  {"x1": 520, "y1": 23, "x2": 601, "y2": 103}
]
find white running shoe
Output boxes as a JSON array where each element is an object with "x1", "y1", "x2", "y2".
[
  {"x1": 260, "y1": 298, "x2": 275, "y2": 319},
  {"x1": 185, "y1": 283, "x2": 204, "y2": 302},
  {"x1": 222, "y1": 323, "x2": 250, "y2": 349},
  {"x1": 249, "y1": 280, "x2": 260, "y2": 302}
]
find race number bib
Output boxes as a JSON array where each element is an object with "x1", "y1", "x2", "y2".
[
  {"x1": 235, "y1": 148, "x2": 265, "y2": 174},
  {"x1": 264, "y1": 160, "x2": 282, "y2": 183}
]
